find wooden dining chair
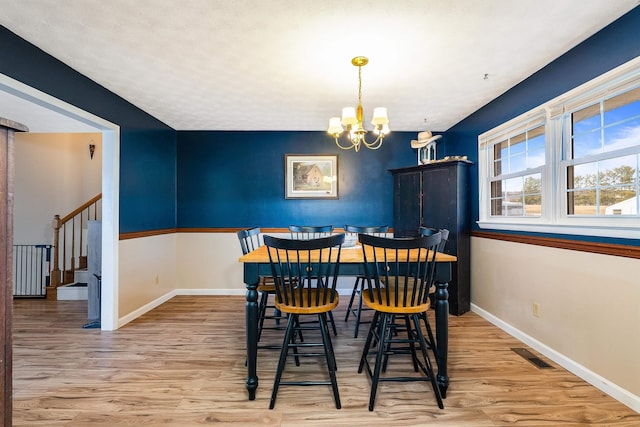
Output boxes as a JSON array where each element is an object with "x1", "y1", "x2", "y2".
[
  {"x1": 288, "y1": 224, "x2": 334, "y2": 240},
  {"x1": 357, "y1": 232, "x2": 444, "y2": 411},
  {"x1": 343, "y1": 225, "x2": 389, "y2": 338},
  {"x1": 236, "y1": 228, "x2": 285, "y2": 346},
  {"x1": 264, "y1": 233, "x2": 345, "y2": 409}
]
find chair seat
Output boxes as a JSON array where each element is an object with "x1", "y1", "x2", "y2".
[
  {"x1": 361, "y1": 288, "x2": 430, "y2": 314},
  {"x1": 275, "y1": 289, "x2": 339, "y2": 315},
  {"x1": 257, "y1": 282, "x2": 277, "y2": 293}
]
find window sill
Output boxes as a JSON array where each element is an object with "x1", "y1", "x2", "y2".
[{"x1": 477, "y1": 221, "x2": 640, "y2": 240}]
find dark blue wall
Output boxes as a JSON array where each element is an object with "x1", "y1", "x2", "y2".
[
  {"x1": 177, "y1": 131, "x2": 416, "y2": 227},
  {"x1": 4, "y1": 6, "x2": 640, "y2": 236},
  {"x1": 445, "y1": 7, "x2": 640, "y2": 244},
  {"x1": 0, "y1": 26, "x2": 177, "y2": 233}
]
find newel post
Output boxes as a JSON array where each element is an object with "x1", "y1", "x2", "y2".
[{"x1": 47, "y1": 214, "x2": 62, "y2": 299}]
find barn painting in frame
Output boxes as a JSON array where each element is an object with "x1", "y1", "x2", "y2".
[{"x1": 285, "y1": 154, "x2": 338, "y2": 199}]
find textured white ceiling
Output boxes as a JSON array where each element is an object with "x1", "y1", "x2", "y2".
[{"x1": 0, "y1": 0, "x2": 638, "y2": 133}]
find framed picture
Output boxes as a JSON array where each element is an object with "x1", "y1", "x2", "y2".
[{"x1": 285, "y1": 154, "x2": 338, "y2": 199}]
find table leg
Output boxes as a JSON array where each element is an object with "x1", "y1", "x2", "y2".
[
  {"x1": 245, "y1": 282, "x2": 259, "y2": 400},
  {"x1": 434, "y1": 280, "x2": 449, "y2": 398}
]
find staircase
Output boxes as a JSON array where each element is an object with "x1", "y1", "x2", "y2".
[{"x1": 48, "y1": 193, "x2": 101, "y2": 300}]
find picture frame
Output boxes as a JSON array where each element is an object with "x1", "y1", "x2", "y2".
[{"x1": 285, "y1": 154, "x2": 338, "y2": 199}]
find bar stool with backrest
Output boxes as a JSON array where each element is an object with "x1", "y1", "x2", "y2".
[
  {"x1": 357, "y1": 232, "x2": 444, "y2": 411},
  {"x1": 236, "y1": 228, "x2": 286, "y2": 347},
  {"x1": 288, "y1": 224, "x2": 338, "y2": 334},
  {"x1": 419, "y1": 227, "x2": 450, "y2": 316},
  {"x1": 383, "y1": 226, "x2": 449, "y2": 370},
  {"x1": 343, "y1": 225, "x2": 389, "y2": 338},
  {"x1": 264, "y1": 233, "x2": 345, "y2": 409},
  {"x1": 379, "y1": 227, "x2": 449, "y2": 372}
]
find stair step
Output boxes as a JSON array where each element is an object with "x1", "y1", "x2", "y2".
[{"x1": 57, "y1": 282, "x2": 88, "y2": 300}]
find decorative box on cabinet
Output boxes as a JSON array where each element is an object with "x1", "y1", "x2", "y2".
[{"x1": 390, "y1": 160, "x2": 471, "y2": 315}]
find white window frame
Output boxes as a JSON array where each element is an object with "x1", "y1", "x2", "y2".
[{"x1": 478, "y1": 56, "x2": 640, "y2": 239}]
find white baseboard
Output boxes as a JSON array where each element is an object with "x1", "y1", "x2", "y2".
[
  {"x1": 117, "y1": 289, "x2": 246, "y2": 327},
  {"x1": 471, "y1": 303, "x2": 640, "y2": 413}
]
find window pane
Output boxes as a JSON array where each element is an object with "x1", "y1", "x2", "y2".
[
  {"x1": 598, "y1": 155, "x2": 637, "y2": 186},
  {"x1": 571, "y1": 87, "x2": 640, "y2": 160},
  {"x1": 527, "y1": 130, "x2": 546, "y2": 169},
  {"x1": 568, "y1": 189, "x2": 599, "y2": 215},
  {"x1": 524, "y1": 195, "x2": 541, "y2": 216},
  {"x1": 601, "y1": 186, "x2": 637, "y2": 215},
  {"x1": 603, "y1": 87, "x2": 640, "y2": 125},
  {"x1": 571, "y1": 162, "x2": 598, "y2": 190},
  {"x1": 523, "y1": 173, "x2": 542, "y2": 216},
  {"x1": 572, "y1": 130, "x2": 601, "y2": 158},
  {"x1": 489, "y1": 174, "x2": 541, "y2": 217},
  {"x1": 504, "y1": 176, "x2": 522, "y2": 194},
  {"x1": 603, "y1": 116, "x2": 640, "y2": 152},
  {"x1": 572, "y1": 103, "x2": 600, "y2": 134},
  {"x1": 603, "y1": 186, "x2": 638, "y2": 215}
]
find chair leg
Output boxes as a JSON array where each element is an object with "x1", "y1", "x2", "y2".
[
  {"x1": 353, "y1": 279, "x2": 365, "y2": 338},
  {"x1": 319, "y1": 313, "x2": 341, "y2": 409},
  {"x1": 412, "y1": 314, "x2": 444, "y2": 409},
  {"x1": 327, "y1": 310, "x2": 338, "y2": 336},
  {"x1": 257, "y1": 291, "x2": 269, "y2": 342},
  {"x1": 422, "y1": 312, "x2": 439, "y2": 364},
  {"x1": 358, "y1": 311, "x2": 380, "y2": 374},
  {"x1": 368, "y1": 313, "x2": 390, "y2": 411},
  {"x1": 270, "y1": 314, "x2": 297, "y2": 409},
  {"x1": 404, "y1": 315, "x2": 420, "y2": 372},
  {"x1": 344, "y1": 278, "x2": 360, "y2": 321},
  {"x1": 322, "y1": 313, "x2": 338, "y2": 372}
]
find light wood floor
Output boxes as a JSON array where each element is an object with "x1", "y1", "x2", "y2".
[{"x1": 12, "y1": 296, "x2": 639, "y2": 426}]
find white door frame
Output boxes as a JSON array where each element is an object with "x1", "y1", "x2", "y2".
[{"x1": 0, "y1": 74, "x2": 120, "y2": 330}]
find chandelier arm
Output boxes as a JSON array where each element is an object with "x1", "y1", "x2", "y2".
[
  {"x1": 334, "y1": 137, "x2": 358, "y2": 151},
  {"x1": 361, "y1": 134, "x2": 385, "y2": 150}
]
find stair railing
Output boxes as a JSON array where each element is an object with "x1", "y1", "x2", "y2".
[{"x1": 50, "y1": 193, "x2": 102, "y2": 294}]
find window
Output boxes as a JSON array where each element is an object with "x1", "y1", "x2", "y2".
[
  {"x1": 478, "y1": 57, "x2": 640, "y2": 239},
  {"x1": 489, "y1": 122, "x2": 545, "y2": 218}
]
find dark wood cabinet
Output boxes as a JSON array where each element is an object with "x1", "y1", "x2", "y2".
[{"x1": 390, "y1": 161, "x2": 471, "y2": 315}]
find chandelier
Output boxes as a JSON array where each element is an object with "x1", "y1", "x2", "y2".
[{"x1": 327, "y1": 56, "x2": 390, "y2": 152}]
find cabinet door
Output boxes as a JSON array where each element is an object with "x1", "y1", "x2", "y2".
[
  {"x1": 392, "y1": 170, "x2": 421, "y2": 237},
  {"x1": 422, "y1": 162, "x2": 471, "y2": 315},
  {"x1": 422, "y1": 165, "x2": 457, "y2": 253}
]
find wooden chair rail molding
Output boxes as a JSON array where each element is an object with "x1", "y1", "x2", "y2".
[
  {"x1": 472, "y1": 231, "x2": 640, "y2": 260},
  {"x1": 119, "y1": 227, "x2": 394, "y2": 240},
  {"x1": 121, "y1": 228, "x2": 639, "y2": 259}
]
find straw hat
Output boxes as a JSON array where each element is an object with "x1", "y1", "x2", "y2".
[{"x1": 410, "y1": 131, "x2": 442, "y2": 148}]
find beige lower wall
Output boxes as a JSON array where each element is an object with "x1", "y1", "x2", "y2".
[
  {"x1": 176, "y1": 232, "x2": 245, "y2": 292},
  {"x1": 471, "y1": 236, "x2": 640, "y2": 399},
  {"x1": 118, "y1": 233, "x2": 178, "y2": 317}
]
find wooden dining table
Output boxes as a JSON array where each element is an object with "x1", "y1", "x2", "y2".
[{"x1": 238, "y1": 243, "x2": 457, "y2": 400}]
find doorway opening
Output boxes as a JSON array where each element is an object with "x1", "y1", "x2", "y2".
[{"x1": 1, "y1": 73, "x2": 120, "y2": 330}]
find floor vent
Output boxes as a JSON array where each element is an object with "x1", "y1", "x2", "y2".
[{"x1": 511, "y1": 347, "x2": 554, "y2": 369}]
